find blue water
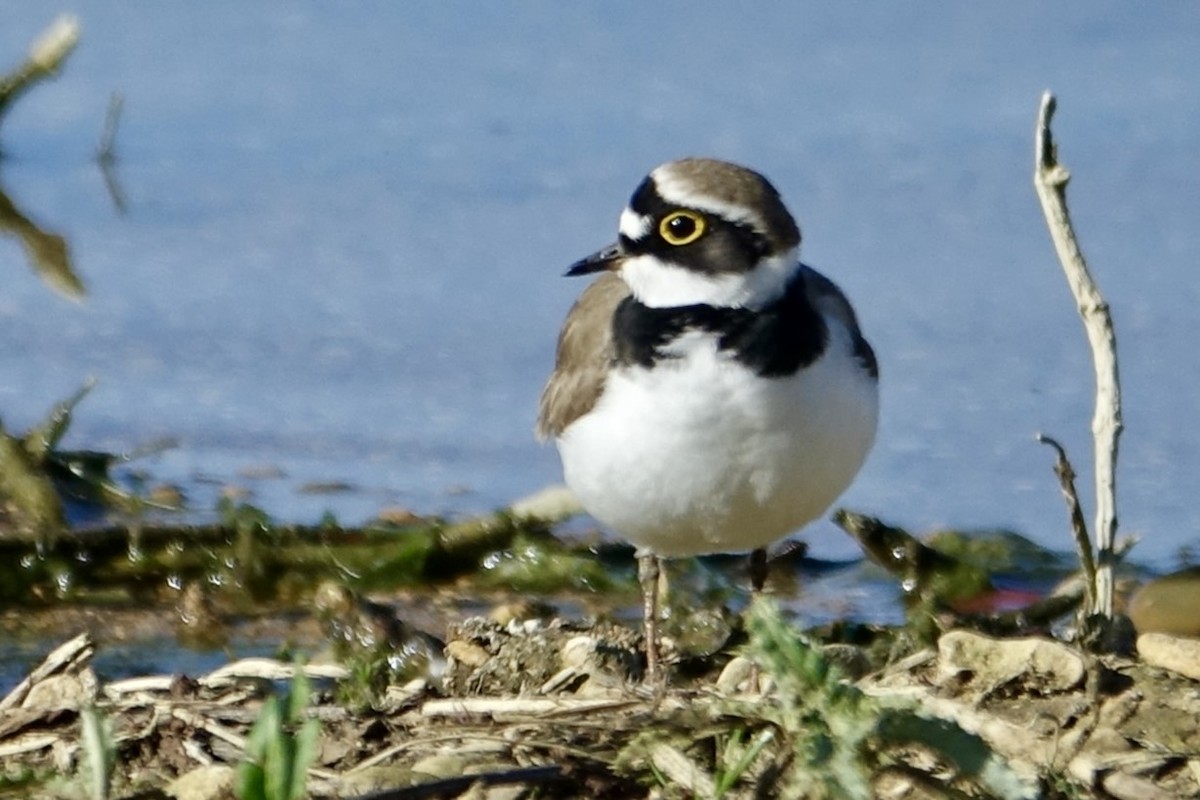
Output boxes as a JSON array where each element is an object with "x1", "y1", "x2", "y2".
[{"x1": 2, "y1": 3, "x2": 1199, "y2": 570}]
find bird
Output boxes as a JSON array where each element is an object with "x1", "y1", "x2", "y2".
[{"x1": 536, "y1": 157, "x2": 878, "y2": 681}]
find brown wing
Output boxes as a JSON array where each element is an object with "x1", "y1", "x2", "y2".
[{"x1": 536, "y1": 272, "x2": 630, "y2": 440}]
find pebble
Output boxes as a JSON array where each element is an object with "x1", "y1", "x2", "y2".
[
  {"x1": 375, "y1": 506, "x2": 425, "y2": 526},
  {"x1": 1137, "y1": 632, "x2": 1200, "y2": 682},
  {"x1": 560, "y1": 635, "x2": 597, "y2": 669},
  {"x1": 716, "y1": 656, "x2": 757, "y2": 694},
  {"x1": 937, "y1": 630, "x2": 1084, "y2": 695},
  {"x1": 21, "y1": 669, "x2": 98, "y2": 711},
  {"x1": 1128, "y1": 567, "x2": 1200, "y2": 636},
  {"x1": 165, "y1": 765, "x2": 234, "y2": 800},
  {"x1": 445, "y1": 640, "x2": 490, "y2": 669}
]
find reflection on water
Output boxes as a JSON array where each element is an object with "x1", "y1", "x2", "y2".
[
  {"x1": 94, "y1": 92, "x2": 128, "y2": 214},
  {"x1": 0, "y1": 181, "x2": 83, "y2": 299},
  {"x1": 0, "y1": 14, "x2": 85, "y2": 297}
]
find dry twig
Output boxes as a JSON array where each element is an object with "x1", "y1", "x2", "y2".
[
  {"x1": 1035, "y1": 434, "x2": 1097, "y2": 612},
  {"x1": 0, "y1": 15, "x2": 80, "y2": 129},
  {"x1": 1033, "y1": 91, "x2": 1123, "y2": 618}
]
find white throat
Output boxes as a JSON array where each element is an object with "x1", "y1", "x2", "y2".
[{"x1": 620, "y1": 248, "x2": 800, "y2": 309}]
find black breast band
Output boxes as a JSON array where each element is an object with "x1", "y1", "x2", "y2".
[{"x1": 611, "y1": 271, "x2": 829, "y2": 378}]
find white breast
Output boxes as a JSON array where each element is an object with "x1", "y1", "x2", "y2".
[{"x1": 556, "y1": 317, "x2": 878, "y2": 557}]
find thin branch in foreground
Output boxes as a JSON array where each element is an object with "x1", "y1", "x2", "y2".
[
  {"x1": 1035, "y1": 433, "x2": 1096, "y2": 613},
  {"x1": 0, "y1": 15, "x2": 81, "y2": 129},
  {"x1": 1033, "y1": 91, "x2": 1123, "y2": 619}
]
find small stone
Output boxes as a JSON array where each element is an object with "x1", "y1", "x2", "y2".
[
  {"x1": 820, "y1": 643, "x2": 871, "y2": 681},
  {"x1": 1138, "y1": 632, "x2": 1200, "y2": 682},
  {"x1": 507, "y1": 618, "x2": 543, "y2": 635},
  {"x1": 298, "y1": 480, "x2": 355, "y2": 495},
  {"x1": 411, "y1": 752, "x2": 469, "y2": 779},
  {"x1": 1129, "y1": 567, "x2": 1200, "y2": 636},
  {"x1": 376, "y1": 506, "x2": 424, "y2": 526},
  {"x1": 716, "y1": 656, "x2": 757, "y2": 694},
  {"x1": 560, "y1": 635, "x2": 597, "y2": 669},
  {"x1": 148, "y1": 483, "x2": 185, "y2": 508},
  {"x1": 400, "y1": 677, "x2": 429, "y2": 694},
  {"x1": 166, "y1": 765, "x2": 235, "y2": 800},
  {"x1": 382, "y1": 678, "x2": 430, "y2": 711},
  {"x1": 445, "y1": 640, "x2": 490, "y2": 669},
  {"x1": 237, "y1": 464, "x2": 287, "y2": 480},
  {"x1": 937, "y1": 630, "x2": 1084, "y2": 696},
  {"x1": 481, "y1": 786, "x2": 525, "y2": 800},
  {"x1": 508, "y1": 484, "x2": 582, "y2": 520},
  {"x1": 21, "y1": 669, "x2": 98, "y2": 711},
  {"x1": 337, "y1": 767, "x2": 415, "y2": 797},
  {"x1": 573, "y1": 673, "x2": 627, "y2": 698},
  {"x1": 488, "y1": 599, "x2": 552, "y2": 626}
]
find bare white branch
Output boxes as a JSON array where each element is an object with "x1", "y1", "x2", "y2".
[
  {"x1": 1033, "y1": 91, "x2": 1123, "y2": 619},
  {"x1": 0, "y1": 15, "x2": 81, "y2": 124},
  {"x1": 28, "y1": 14, "x2": 81, "y2": 73}
]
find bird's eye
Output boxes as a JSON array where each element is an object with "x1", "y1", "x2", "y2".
[{"x1": 658, "y1": 210, "x2": 706, "y2": 246}]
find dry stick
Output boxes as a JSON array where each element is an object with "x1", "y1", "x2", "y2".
[
  {"x1": 169, "y1": 707, "x2": 340, "y2": 782},
  {"x1": 1033, "y1": 91, "x2": 1123, "y2": 619},
  {"x1": 0, "y1": 15, "x2": 81, "y2": 126},
  {"x1": 1035, "y1": 434, "x2": 1097, "y2": 613}
]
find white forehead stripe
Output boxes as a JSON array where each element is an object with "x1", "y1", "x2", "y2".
[
  {"x1": 618, "y1": 207, "x2": 652, "y2": 240},
  {"x1": 651, "y1": 168, "x2": 765, "y2": 233}
]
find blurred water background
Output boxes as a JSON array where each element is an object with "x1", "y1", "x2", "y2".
[{"x1": 1, "y1": 2, "x2": 1198, "y2": 572}]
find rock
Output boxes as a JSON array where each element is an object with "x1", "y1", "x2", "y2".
[
  {"x1": 166, "y1": 765, "x2": 235, "y2": 800},
  {"x1": 148, "y1": 483, "x2": 185, "y2": 508},
  {"x1": 446, "y1": 639, "x2": 491, "y2": 669},
  {"x1": 560, "y1": 635, "x2": 597, "y2": 669},
  {"x1": 1137, "y1": 632, "x2": 1200, "y2": 681},
  {"x1": 820, "y1": 643, "x2": 871, "y2": 681},
  {"x1": 937, "y1": 630, "x2": 1084, "y2": 697},
  {"x1": 1129, "y1": 567, "x2": 1200, "y2": 636},
  {"x1": 716, "y1": 656, "x2": 757, "y2": 694},
  {"x1": 376, "y1": 506, "x2": 425, "y2": 526},
  {"x1": 508, "y1": 484, "x2": 582, "y2": 521},
  {"x1": 336, "y1": 766, "x2": 415, "y2": 797},
  {"x1": 21, "y1": 669, "x2": 98, "y2": 711},
  {"x1": 382, "y1": 678, "x2": 430, "y2": 711},
  {"x1": 442, "y1": 617, "x2": 641, "y2": 695},
  {"x1": 488, "y1": 599, "x2": 554, "y2": 626},
  {"x1": 412, "y1": 752, "x2": 468, "y2": 779}
]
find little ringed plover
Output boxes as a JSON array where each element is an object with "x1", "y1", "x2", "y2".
[{"x1": 537, "y1": 157, "x2": 878, "y2": 680}]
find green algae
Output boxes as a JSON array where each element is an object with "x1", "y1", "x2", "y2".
[
  {"x1": 924, "y1": 527, "x2": 1070, "y2": 578},
  {"x1": 475, "y1": 528, "x2": 618, "y2": 594},
  {"x1": 0, "y1": 497, "x2": 630, "y2": 616}
]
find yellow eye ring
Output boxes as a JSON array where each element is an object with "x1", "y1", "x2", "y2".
[{"x1": 658, "y1": 210, "x2": 706, "y2": 246}]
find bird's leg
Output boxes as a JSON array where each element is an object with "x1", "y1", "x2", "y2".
[
  {"x1": 745, "y1": 547, "x2": 769, "y2": 691},
  {"x1": 749, "y1": 547, "x2": 768, "y2": 597},
  {"x1": 637, "y1": 550, "x2": 661, "y2": 682}
]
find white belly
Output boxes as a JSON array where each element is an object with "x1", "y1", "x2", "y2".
[{"x1": 556, "y1": 323, "x2": 878, "y2": 557}]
